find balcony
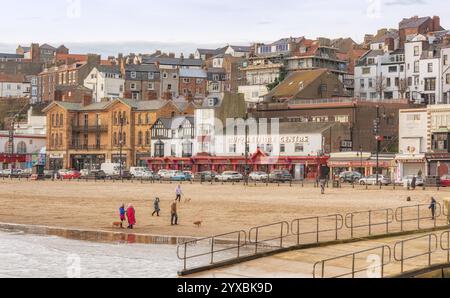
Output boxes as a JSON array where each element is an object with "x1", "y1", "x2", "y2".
[
  {"x1": 70, "y1": 145, "x2": 107, "y2": 151},
  {"x1": 72, "y1": 125, "x2": 108, "y2": 133}
]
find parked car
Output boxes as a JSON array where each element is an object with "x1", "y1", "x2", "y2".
[
  {"x1": 44, "y1": 170, "x2": 60, "y2": 179},
  {"x1": 84, "y1": 170, "x2": 107, "y2": 180},
  {"x1": 60, "y1": 170, "x2": 81, "y2": 180},
  {"x1": 402, "y1": 175, "x2": 425, "y2": 187},
  {"x1": 215, "y1": 171, "x2": 244, "y2": 182},
  {"x1": 249, "y1": 171, "x2": 269, "y2": 181},
  {"x1": 195, "y1": 171, "x2": 213, "y2": 182},
  {"x1": 359, "y1": 175, "x2": 391, "y2": 185},
  {"x1": 159, "y1": 170, "x2": 176, "y2": 180},
  {"x1": 170, "y1": 171, "x2": 189, "y2": 181},
  {"x1": 339, "y1": 171, "x2": 363, "y2": 183},
  {"x1": 183, "y1": 171, "x2": 193, "y2": 181},
  {"x1": 440, "y1": 175, "x2": 450, "y2": 187},
  {"x1": 268, "y1": 170, "x2": 292, "y2": 183}
]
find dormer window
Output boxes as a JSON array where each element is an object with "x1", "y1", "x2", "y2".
[{"x1": 130, "y1": 72, "x2": 137, "y2": 79}]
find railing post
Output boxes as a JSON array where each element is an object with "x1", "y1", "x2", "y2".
[
  {"x1": 255, "y1": 229, "x2": 259, "y2": 254},
  {"x1": 352, "y1": 253, "x2": 356, "y2": 278},
  {"x1": 322, "y1": 262, "x2": 325, "y2": 279},
  {"x1": 428, "y1": 235, "x2": 432, "y2": 267},
  {"x1": 351, "y1": 214, "x2": 354, "y2": 239},
  {"x1": 184, "y1": 243, "x2": 187, "y2": 271},
  {"x1": 316, "y1": 217, "x2": 320, "y2": 243},
  {"x1": 369, "y1": 210, "x2": 372, "y2": 236},
  {"x1": 381, "y1": 247, "x2": 385, "y2": 278},
  {"x1": 335, "y1": 216, "x2": 339, "y2": 241},
  {"x1": 417, "y1": 205, "x2": 421, "y2": 231},
  {"x1": 401, "y1": 208, "x2": 404, "y2": 232},
  {"x1": 296, "y1": 220, "x2": 300, "y2": 246},
  {"x1": 280, "y1": 223, "x2": 284, "y2": 248},
  {"x1": 237, "y1": 232, "x2": 241, "y2": 259},
  {"x1": 211, "y1": 237, "x2": 215, "y2": 265},
  {"x1": 401, "y1": 242, "x2": 404, "y2": 274},
  {"x1": 386, "y1": 210, "x2": 389, "y2": 234}
]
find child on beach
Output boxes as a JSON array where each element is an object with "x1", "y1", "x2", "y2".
[{"x1": 119, "y1": 204, "x2": 126, "y2": 228}]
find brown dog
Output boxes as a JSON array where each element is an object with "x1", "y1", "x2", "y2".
[
  {"x1": 194, "y1": 221, "x2": 202, "y2": 228},
  {"x1": 185, "y1": 198, "x2": 192, "y2": 203},
  {"x1": 112, "y1": 222, "x2": 122, "y2": 228}
]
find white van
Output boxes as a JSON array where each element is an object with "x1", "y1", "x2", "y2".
[
  {"x1": 130, "y1": 167, "x2": 152, "y2": 178},
  {"x1": 101, "y1": 163, "x2": 121, "y2": 176}
]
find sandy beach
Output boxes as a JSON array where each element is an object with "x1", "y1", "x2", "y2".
[{"x1": 1, "y1": 179, "x2": 448, "y2": 238}]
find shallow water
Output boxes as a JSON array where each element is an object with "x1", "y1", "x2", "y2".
[{"x1": 0, "y1": 231, "x2": 183, "y2": 278}]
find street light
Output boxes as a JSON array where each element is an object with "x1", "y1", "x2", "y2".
[
  {"x1": 118, "y1": 114, "x2": 127, "y2": 179},
  {"x1": 374, "y1": 105, "x2": 388, "y2": 184}
]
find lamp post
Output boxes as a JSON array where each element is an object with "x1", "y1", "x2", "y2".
[
  {"x1": 359, "y1": 146, "x2": 363, "y2": 176},
  {"x1": 119, "y1": 115, "x2": 125, "y2": 179},
  {"x1": 244, "y1": 112, "x2": 249, "y2": 185}
]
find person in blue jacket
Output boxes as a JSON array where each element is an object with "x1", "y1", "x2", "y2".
[{"x1": 429, "y1": 197, "x2": 437, "y2": 220}]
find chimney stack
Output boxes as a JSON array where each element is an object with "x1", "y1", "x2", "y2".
[{"x1": 432, "y1": 16, "x2": 441, "y2": 32}]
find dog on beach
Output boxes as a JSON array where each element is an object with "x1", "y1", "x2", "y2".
[
  {"x1": 194, "y1": 221, "x2": 202, "y2": 228},
  {"x1": 184, "y1": 198, "x2": 192, "y2": 203},
  {"x1": 112, "y1": 222, "x2": 122, "y2": 228}
]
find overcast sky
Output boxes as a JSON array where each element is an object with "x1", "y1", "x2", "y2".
[{"x1": 0, "y1": 0, "x2": 448, "y2": 56}]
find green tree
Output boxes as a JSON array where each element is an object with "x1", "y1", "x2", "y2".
[{"x1": 267, "y1": 69, "x2": 287, "y2": 91}]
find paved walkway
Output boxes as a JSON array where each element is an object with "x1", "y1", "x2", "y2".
[{"x1": 189, "y1": 229, "x2": 450, "y2": 278}]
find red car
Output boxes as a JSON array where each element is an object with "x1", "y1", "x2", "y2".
[
  {"x1": 440, "y1": 175, "x2": 450, "y2": 187},
  {"x1": 60, "y1": 170, "x2": 81, "y2": 180}
]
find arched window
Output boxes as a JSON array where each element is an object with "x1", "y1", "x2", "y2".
[
  {"x1": 122, "y1": 132, "x2": 126, "y2": 146},
  {"x1": 138, "y1": 114, "x2": 142, "y2": 125},
  {"x1": 59, "y1": 114, "x2": 64, "y2": 126},
  {"x1": 4, "y1": 141, "x2": 13, "y2": 153},
  {"x1": 51, "y1": 114, "x2": 55, "y2": 127},
  {"x1": 16, "y1": 141, "x2": 27, "y2": 154},
  {"x1": 55, "y1": 114, "x2": 59, "y2": 127},
  {"x1": 113, "y1": 132, "x2": 117, "y2": 146}
]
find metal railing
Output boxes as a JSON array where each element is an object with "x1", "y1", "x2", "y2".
[
  {"x1": 313, "y1": 246, "x2": 392, "y2": 278},
  {"x1": 394, "y1": 233, "x2": 439, "y2": 274},
  {"x1": 345, "y1": 208, "x2": 394, "y2": 238},
  {"x1": 291, "y1": 214, "x2": 344, "y2": 245},
  {"x1": 248, "y1": 221, "x2": 290, "y2": 254},
  {"x1": 176, "y1": 230, "x2": 246, "y2": 271},
  {"x1": 395, "y1": 203, "x2": 442, "y2": 232},
  {"x1": 441, "y1": 231, "x2": 450, "y2": 263},
  {"x1": 177, "y1": 202, "x2": 450, "y2": 273}
]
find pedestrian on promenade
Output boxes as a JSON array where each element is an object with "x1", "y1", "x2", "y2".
[
  {"x1": 175, "y1": 184, "x2": 183, "y2": 202},
  {"x1": 152, "y1": 197, "x2": 161, "y2": 217},
  {"x1": 119, "y1": 204, "x2": 126, "y2": 228},
  {"x1": 127, "y1": 204, "x2": 136, "y2": 229},
  {"x1": 171, "y1": 200, "x2": 179, "y2": 226},
  {"x1": 429, "y1": 197, "x2": 437, "y2": 220},
  {"x1": 411, "y1": 176, "x2": 417, "y2": 190}
]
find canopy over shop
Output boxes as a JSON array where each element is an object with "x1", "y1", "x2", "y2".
[{"x1": 145, "y1": 149, "x2": 329, "y2": 180}]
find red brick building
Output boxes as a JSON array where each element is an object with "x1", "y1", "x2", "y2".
[
  {"x1": 178, "y1": 68, "x2": 207, "y2": 100},
  {"x1": 399, "y1": 16, "x2": 443, "y2": 48}
]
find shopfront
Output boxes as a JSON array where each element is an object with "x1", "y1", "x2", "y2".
[
  {"x1": 394, "y1": 154, "x2": 426, "y2": 182},
  {"x1": 146, "y1": 149, "x2": 329, "y2": 180},
  {"x1": 426, "y1": 154, "x2": 450, "y2": 177},
  {"x1": 328, "y1": 152, "x2": 395, "y2": 179},
  {"x1": 48, "y1": 153, "x2": 65, "y2": 171},
  {"x1": 70, "y1": 154, "x2": 106, "y2": 171}
]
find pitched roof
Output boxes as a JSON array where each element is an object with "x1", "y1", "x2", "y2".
[
  {"x1": 0, "y1": 53, "x2": 24, "y2": 59},
  {"x1": 265, "y1": 69, "x2": 329, "y2": 100},
  {"x1": 141, "y1": 56, "x2": 203, "y2": 67},
  {"x1": 0, "y1": 74, "x2": 26, "y2": 83},
  {"x1": 125, "y1": 64, "x2": 159, "y2": 72},
  {"x1": 228, "y1": 45, "x2": 251, "y2": 52},
  {"x1": 40, "y1": 43, "x2": 56, "y2": 50},
  {"x1": 179, "y1": 68, "x2": 207, "y2": 78},
  {"x1": 399, "y1": 17, "x2": 431, "y2": 29},
  {"x1": 96, "y1": 65, "x2": 121, "y2": 74}
]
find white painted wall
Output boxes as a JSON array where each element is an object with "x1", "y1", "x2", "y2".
[
  {"x1": 398, "y1": 109, "x2": 428, "y2": 154},
  {"x1": 0, "y1": 82, "x2": 30, "y2": 98},
  {"x1": 84, "y1": 68, "x2": 124, "y2": 103}
]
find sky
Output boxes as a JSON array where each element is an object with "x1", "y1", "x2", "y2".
[{"x1": 0, "y1": 0, "x2": 449, "y2": 56}]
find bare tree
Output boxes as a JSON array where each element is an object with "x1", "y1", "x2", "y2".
[
  {"x1": 375, "y1": 75, "x2": 386, "y2": 100},
  {"x1": 398, "y1": 78, "x2": 409, "y2": 99}
]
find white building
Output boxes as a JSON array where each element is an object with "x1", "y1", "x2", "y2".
[
  {"x1": 395, "y1": 108, "x2": 428, "y2": 182},
  {"x1": 84, "y1": 66, "x2": 124, "y2": 102},
  {"x1": 150, "y1": 116, "x2": 195, "y2": 158},
  {"x1": 238, "y1": 85, "x2": 268, "y2": 108},
  {"x1": 0, "y1": 107, "x2": 47, "y2": 169},
  {"x1": 0, "y1": 74, "x2": 31, "y2": 98}
]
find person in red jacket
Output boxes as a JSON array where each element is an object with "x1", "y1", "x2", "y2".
[{"x1": 126, "y1": 204, "x2": 136, "y2": 229}]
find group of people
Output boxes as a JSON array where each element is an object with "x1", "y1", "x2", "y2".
[{"x1": 118, "y1": 184, "x2": 184, "y2": 229}]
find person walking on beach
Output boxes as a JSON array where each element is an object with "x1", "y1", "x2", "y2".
[
  {"x1": 152, "y1": 197, "x2": 161, "y2": 217},
  {"x1": 126, "y1": 204, "x2": 136, "y2": 229},
  {"x1": 429, "y1": 197, "x2": 437, "y2": 220},
  {"x1": 175, "y1": 184, "x2": 183, "y2": 202},
  {"x1": 119, "y1": 204, "x2": 126, "y2": 228},
  {"x1": 171, "y1": 200, "x2": 178, "y2": 226}
]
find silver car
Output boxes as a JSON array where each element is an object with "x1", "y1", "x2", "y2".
[
  {"x1": 359, "y1": 175, "x2": 391, "y2": 185},
  {"x1": 216, "y1": 171, "x2": 244, "y2": 182}
]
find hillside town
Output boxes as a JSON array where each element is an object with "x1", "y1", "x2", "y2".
[{"x1": 1, "y1": 15, "x2": 450, "y2": 184}]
